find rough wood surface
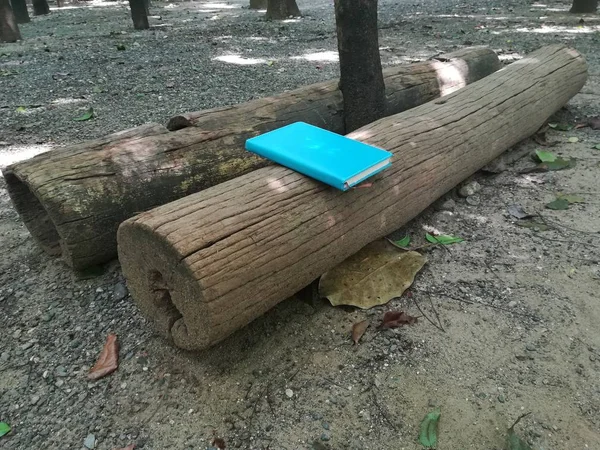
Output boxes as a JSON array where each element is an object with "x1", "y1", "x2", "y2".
[
  {"x1": 117, "y1": 44, "x2": 588, "y2": 351},
  {"x1": 3, "y1": 48, "x2": 501, "y2": 271}
]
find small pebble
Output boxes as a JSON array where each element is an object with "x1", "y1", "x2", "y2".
[
  {"x1": 55, "y1": 366, "x2": 68, "y2": 377},
  {"x1": 590, "y1": 355, "x2": 596, "y2": 362},
  {"x1": 30, "y1": 395, "x2": 40, "y2": 405},
  {"x1": 508, "y1": 301, "x2": 518, "y2": 308},
  {"x1": 83, "y1": 433, "x2": 96, "y2": 449},
  {"x1": 321, "y1": 421, "x2": 329, "y2": 430},
  {"x1": 320, "y1": 432, "x2": 330, "y2": 442},
  {"x1": 113, "y1": 282, "x2": 129, "y2": 301},
  {"x1": 525, "y1": 344, "x2": 536, "y2": 352},
  {"x1": 498, "y1": 394, "x2": 506, "y2": 403},
  {"x1": 285, "y1": 388, "x2": 294, "y2": 398},
  {"x1": 458, "y1": 180, "x2": 481, "y2": 198}
]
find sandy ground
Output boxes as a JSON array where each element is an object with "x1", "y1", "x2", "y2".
[{"x1": 1, "y1": 0, "x2": 599, "y2": 449}]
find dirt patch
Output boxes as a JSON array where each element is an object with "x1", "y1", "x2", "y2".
[{"x1": 1, "y1": 0, "x2": 599, "y2": 449}]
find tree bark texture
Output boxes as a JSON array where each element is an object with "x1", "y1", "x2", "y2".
[
  {"x1": 570, "y1": 0, "x2": 597, "y2": 12},
  {"x1": 249, "y1": 0, "x2": 267, "y2": 9},
  {"x1": 11, "y1": 0, "x2": 29, "y2": 24},
  {"x1": 32, "y1": 0, "x2": 49, "y2": 15},
  {"x1": 266, "y1": 0, "x2": 300, "y2": 19},
  {"x1": 2, "y1": 48, "x2": 501, "y2": 271},
  {"x1": 335, "y1": 0, "x2": 385, "y2": 133},
  {"x1": 0, "y1": 0, "x2": 20, "y2": 42},
  {"x1": 116, "y1": 45, "x2": 587, "y2": 351},
  {"x1": 129, "y1": 0, "x2": 149, "y2": 30}
]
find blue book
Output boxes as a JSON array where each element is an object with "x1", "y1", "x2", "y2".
[{"x1": 244, "y1": 122, "x2": 392, "y2": 191}]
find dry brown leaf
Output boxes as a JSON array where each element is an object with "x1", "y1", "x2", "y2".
[
  {"x1": 351, "y1": 320, "x2": 369, "y2": 345},
  {"x1": 212, "y1": 437, "x2": 226, "y2": 449},
  {"x1": 88, "y1": 333, "x2": 119, "y2": 381},
  {"x1": 113, "y1": 445, "x2": 135, "y2": 450},
  {"x1": 589, "y1": 117, "x2": 600, "y2": 130},
  {"x1": 380, "y1": 311, "x2": 418, "y2": 328},
  {"x1": 318, "y1": 239, "x2": 427, "y2": 309}
]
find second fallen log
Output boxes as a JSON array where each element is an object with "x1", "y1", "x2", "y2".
[
  {"x1": 2, "y1": 47, "x2": 501, "y2": 271},
  {"x1": 117, "y1": 44, "x2": 587, "y2": 351}
]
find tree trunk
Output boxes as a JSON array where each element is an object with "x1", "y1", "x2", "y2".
[
  {"x1": 129, "y1": 0, "x2": 149, "y2": 30},
  {"x1": 0, "y1": 0, "x2": 20, "y2": 42},
  {"x1": 266, "y1": 0, "x2": 299, "y2": 19},
  {"x1": 3, "y1": 48, "x2": 501, "y2": 271},
  {"x1": 11, "y1": 0, "x2": 29, "y2": 24},
  {"x1": 116, "y1": 44, "x2": 587, "y2": 351},
  {"x1": 249, "y1": 0, "x2": 267, "y2": 9},
  {"x1": 32, "y1": 0, "x2": 49, "y2": 15},
  {"x1": 570, "y1": 0, "x2": 597, "y2": 12},
  {"x1": 335, "y1": 0, "x2": 385, "y2": 133}
]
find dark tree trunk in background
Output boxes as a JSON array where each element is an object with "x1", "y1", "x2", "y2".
[
  {"x1": 143, "y1": 0, "x2": 150, "y2": 16},
  {"x1": 129, "y1": 0, "x2": 149, "y2": 29},
  {"x1": 570, "y1": 0, "x2": 597, "y2": 12},
  {"x1": 11, "y1": 0, "x2": 29, "y2": 23},
  {"x1": 249, "y1": 0, "x2": 267, "y2": 9},
  {"x1": 266, "y1": 0, "x2": 300, "y2": 19},
  {"x1": 334, "y1": 0, "x2": 386, "y2": 133},
  {"x1": 32, "y1": 0, "x2": 49, "y2": 15},
  {"x1": 0, "y1": 0, "x2": 21, "y2": 42}
]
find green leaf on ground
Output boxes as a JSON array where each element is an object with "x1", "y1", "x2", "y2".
[
  {"x1": 73, "y1": 107, "x2": 94, "y2": 121},
  {"x1": 568, "y1": 136, "x2": 579, "y2": 143},
  {"x1": 394, "y1": 236, "x2": 411, "y2": 247},
  {"x1": 548, "y1": 122, "x2": 573, "y2": 131},
  {"x1": 92, "y1": 86, "x2": 103, "y2": 94},
  {"x1": 425, "y1": 233, "x2": 464, "y2": 245},
  {"x1": 534, "y1": 150, "x2": 556, "y2": 163},
  {"x1": 419, "y1": 408, "x2": 441, "y2": 448},
  {"x1": 506, "y1": 413, "x2": 532, "y2": 450},
  {"x1": 593, "y1": 143, "x2": 600, "y2": 150},
  {"x1": 116, "y1": 43, "x2": 126, "y2": 51},
  {"x1": 545, "y1": 198, "x2": 569, "y2": 210},
  {"x1": 0, "y1": 422, "x2": 10, "y2": 438},
  {"x1": 318, "y1": 239, "x2": 426, "y2": 309},
  {"x1": 16, "y1": 106, "x2": 27, "y2": 113},
  {"x1": 557, "y1": 193, "x2": 585, "y2": 204}
]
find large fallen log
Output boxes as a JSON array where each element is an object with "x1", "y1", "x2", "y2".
[
  {"x1": 2, "y1": 47, "x2": 501, "y2": 271},
  {"x1": 117, "y1": 44, "x2": 587, "y2": 351}
]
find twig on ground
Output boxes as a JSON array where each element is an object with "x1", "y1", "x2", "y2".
[
  {"x1": 440, "y1": 293, "x2": 539, "y2": 320},
  {"x1": 412, "y1": 295, "x2": 445, "y2": 332}
]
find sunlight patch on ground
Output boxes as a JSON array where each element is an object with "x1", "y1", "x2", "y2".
[
  {"x1": 282, "y1": 18, "x2": 301, "y2": 23},
  {"x1": 0, "y1": 144, "x2": 52, "y2": 168},
  {"x1": 291, "y1": 51, "x2": 338, "y2": 62},
  {"x1": 199, "y1": 2, "x2": 239, "y2": 9},
  {"x1": 214, "y1": 54, "x2": 267, "y2": 65},
  {"x1": 512, "y1": 25, "x2": 598, "y2": 34},
  {"x1": 51, "y1": 97, "x2": 88, "y2": 105}
]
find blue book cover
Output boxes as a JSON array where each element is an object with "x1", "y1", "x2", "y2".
[{"x1": 244, "y1": 122, "x2": 392, "y2": 191}]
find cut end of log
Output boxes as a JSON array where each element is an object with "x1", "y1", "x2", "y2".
[
  {"x1": 117, "y1": 220, "x2": 210, "y2": 350},
  {"x1": 2, "y1": 169, "x2": 63, "y2": 256}
]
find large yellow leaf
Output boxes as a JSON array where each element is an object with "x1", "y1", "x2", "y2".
[{"x1": 318, "y1": 239, "x2": 427, "y2": 309}]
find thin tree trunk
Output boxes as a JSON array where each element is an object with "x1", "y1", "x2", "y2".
[
  {"x1": 266, "y1": 0, "x2": 299, "y2": 19},
  {"x1": 335, "y1": 0, "x2": 386, "y2": 133},
  {"x1": 570, "y1": 0, "x2": 597, "y2": 12},
  {"x1": 0, "y1": 0, "x2": 20, "y2": 42},
  {"x1": 129, "y1": 0, "x2": 148, "y2": 29},
  {"x1": 249, "y1": 0, "x2": 267, "y2": 9},
  {"x1": 11, "y1": 0, "x2": 29, "y2": 23},
  {"x1": 32, "y1": 0, "x2": 49, "y2": 15}
]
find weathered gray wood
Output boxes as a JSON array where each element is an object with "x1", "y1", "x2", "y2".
[
  {"x1": 117, "y1": 44, "x2": 587, "y2": 351},
  {"x1": 3, "y1": 48, "x2": 501, "y2": 271}
]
